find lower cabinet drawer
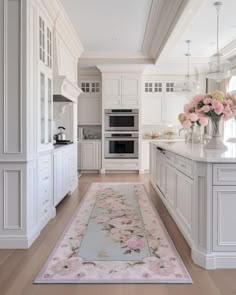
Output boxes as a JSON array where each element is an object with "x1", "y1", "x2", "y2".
[
  {"x1": 38, "y1": 154, "x2": 51, "y2": 172},
  {"x1": 104, "y1": 160, "x2": 139, "y2": 170},
  {"x1": 176, "y1": 155, "x2": 193, "y2": 179},
  {"x1": 213, "y1": 164, "x2": 236, "y2": 185}
]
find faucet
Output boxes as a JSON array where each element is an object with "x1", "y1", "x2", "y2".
[{"x1": 178, "y1": 128, "x2": 185, "y2": 137}]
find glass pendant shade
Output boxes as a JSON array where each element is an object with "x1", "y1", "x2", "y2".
[
  {"x1": 174, "y1": 40, "x2": 200, "y2": 93},
  {"x1": 207, "y1": 53, "x2": 231, "y2": 82},
  {"x1": 206, "y1": 2, "x2": 231, "y2": 82}
]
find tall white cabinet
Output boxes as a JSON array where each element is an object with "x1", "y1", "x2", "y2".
[{"x1": 0, "y1": 0, "x2": 83, "y2": 249}]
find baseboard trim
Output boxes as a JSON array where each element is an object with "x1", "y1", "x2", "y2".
[{"x1": 0, "y1": 228, "x2": 40, "y2": 249}]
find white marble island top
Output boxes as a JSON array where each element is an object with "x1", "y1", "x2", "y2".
[{"x1": 151, "y1": 140, "x2": 236, "y2": 163}]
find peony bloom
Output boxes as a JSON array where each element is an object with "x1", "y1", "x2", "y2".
[
  {"x1": 203, "y1": 97, "x2": 212, "y2": 105},
  {"x1": 178, "y1": 113, "x2": 187, "y2": 124},
  {"x1": 184, "y1": 103, "x2": 192, "y2": 114},
  {"x1": 212, "y1": 100, "x2": 224, "y2": 115},
  {"x1": 201, "y1": 105, "x2": 211, "y2": 113},
  {"x1": 210, "y1": 90, "x2": 225, "y2": 102},
  {"x1": 182, "y1": 120, "x2": 192, "y2": 128},
  {"x1": 188, "y1": 113, "x2": 198, "y2": 122},
  {"x1": 199, "y1": 117, "x2": 208, "y2": 126}
]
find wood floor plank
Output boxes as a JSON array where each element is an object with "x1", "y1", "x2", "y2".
[{"x1": 0, "y1": 174, "x2": 235, "y2": 295}]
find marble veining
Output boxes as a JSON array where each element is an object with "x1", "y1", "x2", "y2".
[{"x1": 151, "y1": 141, "x2": 236, "y2": 162}]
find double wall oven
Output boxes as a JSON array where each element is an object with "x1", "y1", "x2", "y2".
[
  {"x1": 104, "y1": 109, "x2": 139, "y2": 159},
  {"x1": 105, "y1": 109, "x2": 139, "y2": 132}
]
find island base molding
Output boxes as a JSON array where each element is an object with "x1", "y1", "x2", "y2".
[{"x1": 192, "y1": 247, "x2": 236, "y2": 269}]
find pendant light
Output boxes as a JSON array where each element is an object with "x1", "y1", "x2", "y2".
[
  {"x1": 174, "y1": 40, "x2": 200, "y2": 93},
  {"x1": 206, "y1": 2, "x2": 231, "y2": 82}
]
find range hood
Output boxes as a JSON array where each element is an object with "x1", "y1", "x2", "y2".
[{"x1": 53, "y1": 76, "x2": 82, "y2": 103}]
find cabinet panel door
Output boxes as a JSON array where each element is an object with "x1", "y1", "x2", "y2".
[
  {"x1": 94, "y1": 142, "x2": 101, "y2": 169},
  {"x1": 213, "y1": 186, "x2": 236, "y2": 251},
  {"x1": 142, "y1": 141, "x2": 150, "y2": 171},
  {"x1": 103, "y1": 76, "x2": 121, "y2": 107},
  {"x1": 162, "y1": 94, "x2": 187, "y2": 124},
  {"x1": 142, "y1": 96, "x2": 162, "y2": 125},
  {"x1": 156, "y1": 150, "x2": 166, "y2": 195},
  {"x1": 176, "y1": 171, "x2": 193, "y2": 235},
  {"x1": 165, "y1": 163, "x2": 177, "y2": 207},
  {"x1": 122, "y1": 75, "x2": 140, "y2": 107},
  {"x1": 53, "y1": 152, "x2": 64, "y2": 206},
  {"x1": 78, "y1": 97, "x2": 101, "y2": 125},
  {"x1": 81, "y1": 142, "x2": 96, "y2": 169},
  {"x1": 150, "y1": 144, "x2": 156, "y2": 182}
]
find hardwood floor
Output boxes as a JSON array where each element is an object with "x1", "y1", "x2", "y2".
[{"x1": 0, "y1": 173, "x2": 236, "y2": 295}]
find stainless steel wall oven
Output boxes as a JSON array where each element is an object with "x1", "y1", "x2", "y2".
[
  {"x1": 105, "y1": 133, "x2": 138, "y2": 159},
  {"x1": 105, "y1": 109, "x2": 139, "y2": 131}
]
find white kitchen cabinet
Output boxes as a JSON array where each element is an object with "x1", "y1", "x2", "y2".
[
  {"x1": 213, "y1": 186, "x2": 236, "y2": 252},
  {"x1": 142, "y1": 95, "x2": 162, "y2": 125},
  {"x1": 162, "y1": 94, "x2": 188, "y2": 124},
  {"x1": 78, "y1": 97, "x2": 101, "y2": 125},
  {"x1": 37, "y1": 154, "x2": 54, "y2": 230},
  {"x1": 176, "y1": 169, "x2": 193, "y2": 236},
  {"x1": 142, "y1": 141, "x2": 150, "y2": 171},
  {"x1": 78, "y1": 141, "x2": 101, "y2": 170},
  {"x1": 103, "y1": 74, "x2": 141, "y2": 108},
  {"x1": 165, "y1": 163, "x2": 177, "y2": 208},
  {"x1": 142, "y1": 79, "x2": 188, "y2": 126},
  {"x1": 150, "y1": 144, "x2": 157, "y2": 182},
  {"x1": 53, "y1": 145, "x2": 77, "y2": 206}
]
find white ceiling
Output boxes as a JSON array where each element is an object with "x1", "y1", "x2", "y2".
[
  {"x1": 162, "y1": 0, "x2": 236, "y2": 58},
  {"x1": 61, "y1": 0, "x2": 152, "y2": 52}
]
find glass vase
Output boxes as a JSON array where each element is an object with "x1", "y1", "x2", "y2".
[
  {"x1": 186, "y1": 125, "x2": 201, "y2": 143},
  {"x1": 204, "y1": 116, "x2": 227, "y2": 149}
]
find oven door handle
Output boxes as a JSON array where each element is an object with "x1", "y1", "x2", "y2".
[
  {"x1": 105, "y1": 138, "x2": 139, "y2": 141},
  {"x1": 105, "y1": 113, "x2": 138, "y2": 117}
]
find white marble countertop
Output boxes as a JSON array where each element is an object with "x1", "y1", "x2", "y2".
[{"x1": 151, "y1": 140, "x2": 236, "y2": 163}]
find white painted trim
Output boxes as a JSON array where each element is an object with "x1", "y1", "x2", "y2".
[
  {"x1": 3, "y1": 169, "x2": 23, "y2": 230},
  {"x1": 98, "y1": 64, "x2": 146, "y2": 73},
  {"x1": 3, "y1": 0, "x2": 23, "y2": 155}
]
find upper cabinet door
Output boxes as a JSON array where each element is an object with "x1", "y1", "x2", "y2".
[
  {"x1": 39, "y1": 15, "x2": 52, "y2": 70},
  {"x1": 162, "y1": 94, "x2": 188, "y2": 124},
  {"x1": 122, "y1": 75, "x2": 141, "y2": 107},
  {"x1": 103, "y1": 75, "x2": 122, "y2": 107}
]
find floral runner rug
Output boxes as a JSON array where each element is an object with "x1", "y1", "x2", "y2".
[{"x1": 35, "y1": 183, "x2": 192, "y2": 284}]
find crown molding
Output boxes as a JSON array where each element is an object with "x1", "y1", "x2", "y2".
[
  {"x1": 78, "y1": 51, "x2": 154, "y2": 66},
  {"x1": 220, "y1": 39, "x2": 236, "y2": 59},
  {"x1": 97, "y1": 64, "x2": 147, "y2": 73},
  {"x1": 142, "y1": 0, "x2": 189, "y2": 62}
]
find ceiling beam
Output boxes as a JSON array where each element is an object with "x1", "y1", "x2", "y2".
[{"x1": 142, "y1": 0, "x2": 189, "y2": 63}]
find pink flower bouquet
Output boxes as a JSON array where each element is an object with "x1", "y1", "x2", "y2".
[{"x1": 179, "y1": 91, "x2": 236, "y2": 128}]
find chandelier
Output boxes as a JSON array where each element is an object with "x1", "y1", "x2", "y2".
[
  {"x1": 206, "y1": 2, "x2": 231, "y2": 82},
  {"x1": 174, "y1": 40, "x2": 200, "y2": 93}
]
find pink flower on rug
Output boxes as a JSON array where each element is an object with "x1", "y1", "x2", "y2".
[
  {"x1": 143, "y1": 257, "x2": 175, "y2": 276},
  {"x1": 50, "y1": 258, "x2": 82, "y2": 276},
  {"x1": 126, "y1": 238, "x2": 145, "y2": 250}
]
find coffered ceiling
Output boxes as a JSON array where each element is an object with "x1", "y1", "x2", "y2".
[{"x1": 60, "y1": 0, "x2": 189, "y2": 65}]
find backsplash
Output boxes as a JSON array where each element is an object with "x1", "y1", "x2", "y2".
[
  {"x1": 142, "y1": 124, "x2": 183, "y2": 139},
  {"x1": 77, "y1": 125, "x2": 102, "y2": 140}
]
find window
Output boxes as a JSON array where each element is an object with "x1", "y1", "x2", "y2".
[
  {"x1": 91, "y1": 82, "x2": 100, "y2": 93},
  {"x1": 154, "y1": 82, "x2": 162, "y2": 92},
  {"x1": 145, "y1": 82, "x2": 153, "y2": 93},
  {"x1": 81, "y1": 82, "x2": 90, "y2": 93},
  {"x1": 166, "y1": 82, "x2": 174, "y2": 92}
]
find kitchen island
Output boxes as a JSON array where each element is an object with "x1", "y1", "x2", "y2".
[{"x1": 150, "y1": 141, "x2": 236, "y2": 269}]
